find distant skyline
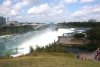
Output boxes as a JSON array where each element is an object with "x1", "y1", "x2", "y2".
[{"x1": 0, "y1": 0, "x2": 100, "y2": 23}]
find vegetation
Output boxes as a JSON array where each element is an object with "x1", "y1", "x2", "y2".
[
  {"x1": 58, "y1": 20, "x2": 100, "y2": 51},
  {"x1": 29, "y1": 42, "x2": 66, "y2": 54},
  {"x1": 88, "y1": 19, "x2": 96, "y2": 22},
  {"x1": 73, "y1": 33, "x2": 85, "y2": 39},
  {"x1": 3, "y1": 51, "x2": 12, "y2": 58},
  {"x1": 86, "y1": 28, "x2": 100, "y2": 51},
  {"x1": 72, "y1": 28, "x2": 100, "y2": 51},
  {"x1": 58, "y1": 21, "x2": 100, "y2": 28},
  {"x1": 0, "y1": 29, "x2": 100, "y2": 67},
  {"x1": 0, "y1": 40, "x2": 100, "y2": 67},
  {"x1": 0, "y1": 53, "x2": 100, "y2": 67},
  {"x1": 0, "y1": 25, "x2": 34, "y2": 36}
]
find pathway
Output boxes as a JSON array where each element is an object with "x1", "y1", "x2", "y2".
[{"x1": 77, "y1": 50, "x2": 100, "y2": 61}]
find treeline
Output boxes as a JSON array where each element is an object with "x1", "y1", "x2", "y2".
[
  {"x1": 58, "y1": 22, "x2": 100, "y2": 28},
  {"x1": 30, "y1": 42, "x2": 66, "y2": 54},
  {"x1": 0, "y1": 25, "x2": 34, "y2": 36}
]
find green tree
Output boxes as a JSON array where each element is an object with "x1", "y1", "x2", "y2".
[
  {"x1": 88, "y1": 19, "x2": 96, "y2": 22},
  {"x1": 29, "y1": 46, "x2": 34, "y2": 53},
  {"x1": 86, "y1": 28, "x2": 100, "y2": 51},
  {"x1": 73, "y1": 33, "x2": 85, "y2": 39}
]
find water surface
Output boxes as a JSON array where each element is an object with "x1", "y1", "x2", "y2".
[{"x1": 0, "y1": 28, "x2": 73, "y2": 57}]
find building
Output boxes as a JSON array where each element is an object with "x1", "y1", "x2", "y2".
[
  {"x1": 7, "y1": 17, "x2": 9, "y2": 23},
  {"x1": 6, "y1": 21, "x2": 20, "y2": 26},
  {"x1": 0, "y1": 16, "x2": 6, "y2": 25}
]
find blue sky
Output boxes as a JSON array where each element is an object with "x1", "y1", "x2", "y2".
[{"x1": 0, "y1": 0, "x2": 100, "y2": 23}]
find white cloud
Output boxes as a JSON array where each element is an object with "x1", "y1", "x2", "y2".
[
  {"x1": 62, "y1": 0, "x2": 78, "y2": 3},
  {"x1": 10, "y1": 10, "x2": 17, "y2": 16},
  {"x1": 83, "y1": 5, "x2": 100, "y2": 13},
  {"x1": 7, "y1": 2, "x2": 23, "y2": 16},
  {"x1": 0, "y1": 0, "x2": 23, "y2": 17},
  {"x1": 72, "y1": 5, "x2": 100, "y2": 21},
  {"x1": 79, "y1": 0, "x2": 94, "y2": 3},
  {"x1": 92, "y1": 7, "x2": 100, "y2": 13},
  {"x1": 0, "y1": 0, "x2": 99, "y2": 23},
  {"x1": 31, "y1": 15, "x2": 45, "y2": 19},
  {"x1": 2, "y1": 0, "x2": 12, "y2": 6},
  {"x1": 22, "y1": 0, "x2": 43, "y2": 6},
  {"x1": 28, "y1": 3, "x2": 50, "y2": 15},
  {"x1": 22, "y1": 0, "x2": 30, "y2": 6},
  {"x1": 15, "y1": 16, "x2": 23, "y2": 19},
  {"x1": 49, "y1": 3, "x2": 64, "y2": 16},
  {"x1": 72, "y1": 10, "x2": 87, "y2": 17},
  {"x1": 0, "y1": 0, "x2": 12, "y2": 16}
]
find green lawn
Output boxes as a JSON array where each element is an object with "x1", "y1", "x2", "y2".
[{"x1": 0, "y1": 53, "x2": 100, "y2": 67}]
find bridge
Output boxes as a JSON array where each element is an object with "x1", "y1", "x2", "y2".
[{"x1": 26, "y1": 23, "x2": 58, "y2": 30}]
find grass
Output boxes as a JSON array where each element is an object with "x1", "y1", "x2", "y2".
[{"x1": 0, "y1": 53, "x2": 100, "y2": 67}]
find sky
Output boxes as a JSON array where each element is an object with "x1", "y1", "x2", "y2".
[{"x1": 0, "y1": 0, "x2": 100, "y2": 23}]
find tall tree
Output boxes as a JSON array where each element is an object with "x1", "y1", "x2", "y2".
[
  {"x1": 86, "y1": 28, "x2": 100, "y2": 50},
  {"x1": 88, "y1": 19, "x2": 96, "y2": 22}
]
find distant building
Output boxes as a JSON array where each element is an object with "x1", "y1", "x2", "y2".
[
  {"x1": 6, "y1": 21, "x2": 20, "y2": 26},
  {"x1": 0, "y1": 16, "x2": 6, "y2": 25},
  {"x1": 7, "y1": 17, "x2": 9, "y2": 23}
]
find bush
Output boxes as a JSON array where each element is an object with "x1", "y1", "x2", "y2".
[
  {"x1": 73, "y1": 33, "x2": 85, "y2": 39},
  {"x1": 3, "y1": 51, "x2": 12, "y2": 58},
  {"x1": 29, "y1": 42, "x2": 66, "y2": 53},
  {"x1": 29, "y1": 46, "x2": 34, "y2": 53}
]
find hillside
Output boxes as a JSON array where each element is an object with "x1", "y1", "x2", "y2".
[{"x1": 0, "y1": 53, "x2": 100, "y2": 67}]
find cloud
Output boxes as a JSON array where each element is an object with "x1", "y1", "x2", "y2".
[
  {"x1": 49, "y1": 3, "x2": 64, "y2": 16},
  {"x1": 83, "y1": 5, "x2": 100, "y2": 13},
  {"x1": 22, "y1": 0, "x2": 43, "y2": 6},
  {"x1": 79, "y1": 0, "x2": 94, "y2": 3},
  {"x1": 10, "y1": 3, "x2": 23, "y2": 15},
  {"x1": 0, "y1": 0, "x2": 99, "y2": 23},
  {"x1": 62, "y1": 0, "x2": 78, "y2": 3},
  {"x1": 2, "y1": 0, "x2": 12, "y2": 6},
  {"x1": 72, "y1": 5, "x2": 100, "y2": 17},
  {"x1": 72, "y1": 5, "x2": 100, "y2": 21},
  {"x1": 0, "y1": 0, "x2": 12, "y2": 16},
  {"x1": 0, "y1": 0, "x2": 24, "y2": 18},
  {"x1": 72, "y1": 11, "x2": 86, "y2": 17},
  {"x1": 92, "y1": 8, "x2": 100, "y2": 13},
  {"x1": 15, "y1": 16, "x2": 23, "y2": 19},
  {"x1": 28, "y1": 3, "x2": 50, "y2": 15}
]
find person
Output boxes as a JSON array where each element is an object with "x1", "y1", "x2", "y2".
[
  {"x1": 94, "y1": 48, "x2": 100, "y2": 61},
  {"x1": 98, "y1": 49, "x2": 100, "y2": 61},
  {"x1": 97, "y1": 48, "x2": 100, "y2": 51},
  {"x1": 98, "y1": 53, "x2": 100, "y2": 61},
  {"x1": 77, "y1": 54, "x2": 80, "y2": 59},
  {"x1": 95, "y1": 54, "x2": 97, "y2": 60},
  {"x1": 16, "y1": 47, "x2": 18, "y2": 53},
  {"x1": 96, "y1": 55, "x2": 99, "y2": 61}
]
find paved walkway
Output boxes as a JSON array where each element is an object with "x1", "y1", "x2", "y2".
[
  {"x1": 76, "y1": 50, "x2": 100, "y2": 61},
  {"x1": 58, "y1": 37, "x2": 100, "y2": 61},
  {"x1": 78, "y1": 53, "x2": 95, "y2": 60}
]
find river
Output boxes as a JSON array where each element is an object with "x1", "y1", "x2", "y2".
[{"x1": 0, "y1": 28, "x2": 74, "y2": 57}]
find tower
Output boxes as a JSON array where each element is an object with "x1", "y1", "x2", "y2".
[{"x1": 7, "y1": 17, "x2": 9, "y2": 23}]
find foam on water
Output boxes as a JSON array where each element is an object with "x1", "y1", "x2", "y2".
[{"x1": 11, "y1": 28, "x2": 74, "y2": 57}]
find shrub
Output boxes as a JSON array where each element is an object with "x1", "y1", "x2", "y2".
[
  {"x1": 73, "y1": 33, "x2": 85, "y2": 39},
  {"x1": 29, "y1": 42, "x2": 66, "y2": 53},
  {"x1": 29, "y1": 46, "x2": 34, "y2": 53}
]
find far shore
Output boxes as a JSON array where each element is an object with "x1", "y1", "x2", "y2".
[{"x1": 0, "y1": 35, "x2": 13, "y2": 38}]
